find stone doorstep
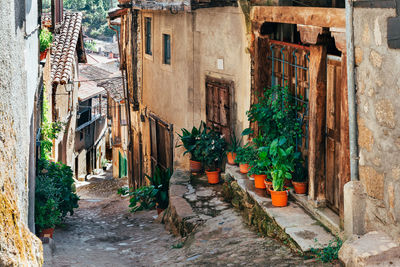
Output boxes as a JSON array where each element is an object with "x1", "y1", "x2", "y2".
[
  {"x1": 339, "y1": 231, "x2": 400, "y2": 267},
  {"x1": 290, "y1": 189, "x2": 341, "y2": 236},
  {"x1": 225, "y1": 164, "x2": 336, "y2": 252}
]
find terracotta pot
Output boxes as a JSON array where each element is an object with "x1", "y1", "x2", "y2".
[
  {"x1": 40, "y1": 49, "x2": 48, "y2": 61},
  {"x1": 264, "y1": 179, "x2": 273, "y2": 195},
  {"x1": 157, "y1": 207, "x2": 165, "y2": 215},
  {"x1": 239, "y1": 163, "x2": 250, "y2": 174},
  {"x1": 205, "y1": 170, "x2": 220, "y2": 184},
  {"x1": 227, "y1": 152, "x2": 237, "y2": 165},
  {"x1": 254, "y1": 174, "x2": 267, "y2": 189},
  {"x1": 292, "y1": 181, "x2": 308, "y2": 194},
  {"x1": 270, "y1": 190, "x2": 289, "y2": 207},
  {"x1": 190, "y1": 160, "x2": 202, "y2": 173},
  {"x1": 39, "y1": 228, "x2": 55, "y2": 238}
]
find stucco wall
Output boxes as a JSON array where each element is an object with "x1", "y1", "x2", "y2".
[
  {"x1": 140, "y1": 7, "x2": 251, "y2": 173},
  {"x1": 0, "y1": 0, "x2": 43, "y2": 265},
  {"x1": 354, "y1": 7, "x2": 400, "y2": 241}
]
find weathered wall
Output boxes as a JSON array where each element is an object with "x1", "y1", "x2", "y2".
[
  {"x1": 0, "y1": 0, "x2": 43, "y2": 265},
  {"x1": 140, "y1": 7, "x2": 251, "y2": 174},
  {"x1": 354, "y1": 7, "x2": 400, "y2": 242},
  {"x1": 54, "y1": 58, "x2": 79, "y2": 170}
]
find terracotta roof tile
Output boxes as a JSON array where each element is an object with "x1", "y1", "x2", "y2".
[{"x1": 51, "y1": 12, "x2": 83, "y2": 85}]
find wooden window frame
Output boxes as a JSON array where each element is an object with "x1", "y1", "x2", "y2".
[
  {"x1": 145, "y1": 17, "x2": 152, "y2": 56},
  {"x1": 143, "y1": 14, "x2": 153, "y2": 61},
  {"x1": 161, "y1": 29, "x2": 173, "y2": 71}
]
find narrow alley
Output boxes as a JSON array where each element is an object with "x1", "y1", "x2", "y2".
[{"x1": 45, "y1": 168, "x2": 321, "y2": 266}]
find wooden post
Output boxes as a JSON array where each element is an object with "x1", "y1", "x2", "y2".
[
  {"x1": 308, "y1": 45, "x2": 327, "y2": 204},
  {"x1": 339, "y1": 53, "x2": 350, "y2": 223}
]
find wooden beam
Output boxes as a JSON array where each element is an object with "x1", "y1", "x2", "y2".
[
  {"x1": 331, "y1": 28, "x2": 346, "y2": 52},
  {"x1": 251, "y1": 6, "x2": 346, "y2": 28},
  {"x1": 308, "y1": 45, "x2": 327, "y2": 204},
  {"x1": 297, "y1": 24, "x2": 326, "y2": 45},
  {"x1": 339, "y1": 53, "x2": 350, "y2": 224}
]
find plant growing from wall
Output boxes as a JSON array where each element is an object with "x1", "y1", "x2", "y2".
[
  {"x1": 310, "y1": 237, "x2": 343, "y2": 263},
  {"x1": 146, "y1": 166, "x2": 172, "y2": 210},
  {"x1": 40, "y1": 28, "x2": 53, "y2": 53},
  {"x1": 40, "y1": 86, "x2": 64, "y2": 160}
]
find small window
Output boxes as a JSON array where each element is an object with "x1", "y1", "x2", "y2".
[
  {"x1": 163, "y1": 34, "x2": 171, "y2": 65},
  {"x1": 145, "y1": 18, "x2": 152, "y2": 55}
]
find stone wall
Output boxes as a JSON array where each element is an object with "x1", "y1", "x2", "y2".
[
  {"x1": 354, "y1": 7, "x2": 400, "y2": 242},
  {"x1": 0, "y1": 0, "x2": 43, "y2": 265}
]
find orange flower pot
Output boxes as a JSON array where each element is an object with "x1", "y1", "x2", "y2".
[
  {"x1": 254, "y1": 174, "x2": 267, "y2": 189},
  {"x1": 292, "y1": 181, "x2": 308, "y2": 194},
  {"x1": 239, "y1": 163, "x2": 250, "y2": 174},
  {"x1": 190, "y1": 160, "x2": 202, "y2": 173},
  {"x1": 227, "y1": 152, "x2": 237, "y2": 165},
  {"x1": 39, "y1": 228, "x2": 55, "y2": 238},
  {"x1": 40, "y1": 49, "x2": 48, "y2": 61},
  {"x1": 205, "y1": 170, "x2": 220, "y2": 184},
  {"x1": 264, "y1": 179, "x2": 273, "y2": 195},
  {"x1": 270, "y1": 190, "x2": 289, "y2": 207}
]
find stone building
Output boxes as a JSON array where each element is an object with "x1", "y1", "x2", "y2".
[
  {"x1": 43, "y1": 11, "x2": 87, "y2": 173},
  {"x1": 0, "y1": 0, "x2": 43, "y2": 265}
]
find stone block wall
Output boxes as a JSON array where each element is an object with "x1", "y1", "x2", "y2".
[{"x1": 354, "y1": 7, "x2": 400, "y2": 242}]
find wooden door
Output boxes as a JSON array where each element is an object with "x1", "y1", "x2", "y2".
[
  {"x1": 149, "y1": 114, "x2": 173, "y2": 174},
  {"x1": 325, "y1": 56, "x2": 342, "y2": 214},
  {"x1": 205, "y1": 77, "x2": 232, "y2": 139}
]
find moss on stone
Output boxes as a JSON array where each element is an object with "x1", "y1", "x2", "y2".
[{"x1": 222, "y1": 180, "x2": 302, "y2": 254}]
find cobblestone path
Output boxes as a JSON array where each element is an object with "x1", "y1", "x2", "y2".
[{"x1": 45, "y1": 172, "x2": 325, "y2": 267}]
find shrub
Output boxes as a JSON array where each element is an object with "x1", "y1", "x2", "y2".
[
  {"x1": 129, "y1": 186, "x2": 158, "y2": 213},
  {"x1": 37, "y1": 159, "x2": 79, "y2": 219},
  {"x1": 146, "y1": 166, "x2": 172, "y2": 209},
  {"x1": 35, "y1": 174, "x2": 61, "y2": 232}
]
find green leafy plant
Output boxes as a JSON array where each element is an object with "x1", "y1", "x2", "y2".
[
  {"x1": 248, "y1": 146, "x2": 271, "y2": 176},
  {"x1": 37, "y1": 159, "x2": 79, "y2": 219},
  {"x1": 177, "y1": 122, "x2": 206, "y2": 162},
  {"x1": 146, "y1": 166, "x2": 172, "y2": 209},
  {"x1": 226, "y1": 130, "x2": 242, "y2": 153},
  {"x1": 129, "y1": 186, "x2": 158, "y2": 213},
  {"x1": 310, "y1": 237, "x2": 343, "y2": 263},
  {"x1": 35, "y1": 174, "x2": 61, "y2": 232},
  {"x1": 101, "y1": 158, "x2": 109, "y2": 168},
  {"x1": 234, "y1": 143, "x2": 257, "y2": 165},
  {"x1": 198, "y1": 129, "x2": 227, "y2": 171},
  {"x1": 269, "y1": 137, "x2": 300, "y2": 191},
  {"x1": 117, "y1": 186, "x2": 129, "y2": 196},
  {"x1": 39, "y1": 28, "x2": 53, "y2": 52}
]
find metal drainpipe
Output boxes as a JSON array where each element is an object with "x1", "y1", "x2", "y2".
[{"x1": 346, "y1": 0, "x2": 359, "y2": 181}]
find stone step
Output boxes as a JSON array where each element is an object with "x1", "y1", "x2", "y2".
[
  {"x1": 225, "y1": 164, "x2": 337, "y2": 252},
  {"x1": 339, "y1": 231, "x2": 400, "y2": 266}
]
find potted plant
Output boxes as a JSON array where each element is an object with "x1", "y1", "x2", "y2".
[
  {"x1": 235, "y1": 143, "x2": 256, "y2": 174},
  {"x1": 248, "y1": 146, "x2": 271, "y2": 189},
  {"x1": 292, "y1": 162, "x2": 308, "y2": 194},
  {"x1": 269, "y1": 138, "x2": 298, "y2": 207},
  {"x1": 199, "y1": 129, "x2": 226, "y2": 184},
  {"x1": 226, "y1": 130, "x2": 241, "y2": 165},
  {"x1": 35, "y1": 174, "x2": 61, "y2": 238},
  {"x1": 177, "y1": 122, "x2": 206, "y2": 173},
  {"x1": 146, "y1": 166, "x2": 172, "y2": 214},
  {"x1": 101, "y1": 158, "x2": 108, "y2": 170},
  {"x1": 40, "y1": 28, "x2": 53, "y2": 60}
]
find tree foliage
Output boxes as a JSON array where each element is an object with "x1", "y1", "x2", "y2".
[{"x1": 42, "y1": 0, "x2": 118, "y2": 40}]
